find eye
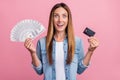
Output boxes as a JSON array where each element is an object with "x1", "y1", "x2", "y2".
[
  {"x1": 54, "y1": 14, "x2": 59, "y2": 18},
  {"x1": 63, "y1": 14, "x2": 67, "y2": 18}
]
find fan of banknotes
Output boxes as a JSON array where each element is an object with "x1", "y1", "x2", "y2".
[{"x1": 10, "y1": 19, "x2": 45, "y2": 42}]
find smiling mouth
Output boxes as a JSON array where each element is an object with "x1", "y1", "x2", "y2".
[{"x1": 57, "y1": 24, "x2": 64, "y2": 27}]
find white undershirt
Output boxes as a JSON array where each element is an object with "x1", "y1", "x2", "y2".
[{"x1": 55, "y1": 42, "x2": 65, "y2": 80}]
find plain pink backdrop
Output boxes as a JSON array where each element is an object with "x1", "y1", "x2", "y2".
[{"x1": 0, "y1": 0, "x2": 120, "y2": 80}]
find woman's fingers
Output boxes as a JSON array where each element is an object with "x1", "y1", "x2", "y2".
[
  {"x1": 24, "y1": 38, "x2": 36, "y2": 53},
  {"x1": 26, "y1": 42, "x2": 31, "y2": 48},
  {"x1": 25, "y1": 38, "x2": 31, "y2": 45},
  {"x1": 24, "y1": 38, "x2": 32, "y2": 48},
  {"x1": 88, "y1": 37, "x2": 99, "y2": 47},
  {"x1": 24, "y1": 38, "x2": 34, "y2": 49}
]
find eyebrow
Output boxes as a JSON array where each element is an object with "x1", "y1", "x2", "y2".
[{"x1": 53, "y1": 12, "x2": 68, "y2": 15}]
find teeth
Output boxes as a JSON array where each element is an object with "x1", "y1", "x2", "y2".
[
  {"x1": 57, "y1": 24, "x2": 64, "y2": 26},
  {"x1": 58, "y1": 25, "x2": 62, "y2": 26}
]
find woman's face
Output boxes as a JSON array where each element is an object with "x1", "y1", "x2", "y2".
[{"x1": 53, "y1": 7, "x2": 68, "y2": 32}]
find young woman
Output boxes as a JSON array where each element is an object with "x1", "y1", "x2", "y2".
[{"x1": 24, "y1": 2, "x2": 99, "y2": 80}]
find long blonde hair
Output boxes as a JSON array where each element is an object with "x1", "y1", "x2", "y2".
[{"x1": 46, "y1": 3, "x2": 75, "y2": 65}]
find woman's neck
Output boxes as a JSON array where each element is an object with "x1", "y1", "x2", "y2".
[{"x1": 54, "y1": 31, "x2": 66, "y2": 42}]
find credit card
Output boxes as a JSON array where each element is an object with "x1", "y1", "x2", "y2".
[{"x1": 83, "y1": 27, "x2": 95, "y2": 37}]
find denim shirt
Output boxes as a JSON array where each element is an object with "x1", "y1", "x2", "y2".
[{"x1": 32, "y1": 36, "x2": 89, "y2": 80}]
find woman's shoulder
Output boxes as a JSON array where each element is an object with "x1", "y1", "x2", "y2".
[
  {"x1": 75, "y1": 36, "x2": 83, "y2": 42},
  {"x1": 75, "y1": 36, "x2": 84, "y2": 49},
  {"x1": 37, "y1": 36, "x2": 46, "y2": 44},
  {"x1": 40, "y1": 36, "x2": 46, "y2": 40}
]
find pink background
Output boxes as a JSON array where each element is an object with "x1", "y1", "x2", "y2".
[{"x1": 0, "y1": 0, "x2": 120, "y2": 80}]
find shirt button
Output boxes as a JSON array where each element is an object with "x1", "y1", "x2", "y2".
[
  {"x1": 66, "y1": 77, "x2": 68, "y2": 80},
  {"x1": 65, "y1": 68, "x2": 67, "y2": 70}
]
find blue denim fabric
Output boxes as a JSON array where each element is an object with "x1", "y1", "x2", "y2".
[{"x1": 32, "y1": 36, "x2": 89, "y2": 80}]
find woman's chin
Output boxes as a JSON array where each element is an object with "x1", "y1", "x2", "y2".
[{"x1": 56, "y1": 29, "x2": 65, "y2": 32}]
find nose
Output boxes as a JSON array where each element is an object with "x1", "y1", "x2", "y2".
[{"x1": 58, "y1": 16, "x2": 63, "y2": 22}]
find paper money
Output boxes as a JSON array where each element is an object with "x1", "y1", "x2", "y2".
[{"x1": 10, "y1": 19, "x2": 45, "y2": 42}]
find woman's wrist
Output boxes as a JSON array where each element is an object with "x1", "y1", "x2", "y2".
[
  {"x1": 30, "y1": 51, "x2": 36, "y2": 55},
  {"x1": 88, "y1": 47, "x2": 96, "y2": 52}
]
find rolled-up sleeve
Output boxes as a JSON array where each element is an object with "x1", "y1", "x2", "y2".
[{"x1": 32, "y1": 61, "x2": 43, "y2": 75}]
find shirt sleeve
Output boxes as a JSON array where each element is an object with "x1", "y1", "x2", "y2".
[
  {"x1": 77, "y1": 38, "x2": 90, "y2": 74},
  {"x1": 81, "y1": 60, "x2": 90, "y2": 68},
  {"x1": 32, "y1": 61, "x2": 43, "y2": 75}
]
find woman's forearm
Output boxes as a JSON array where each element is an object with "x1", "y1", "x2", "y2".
[
  {"x1": 83, "y1": 37, "x2": 99, "y2": 66},
  {"x1": 83, "y1": 50, "x2": 93, "y2": 66},
  {"x1": 31, "y1": 52, "x2": 41, "y2": 67}
]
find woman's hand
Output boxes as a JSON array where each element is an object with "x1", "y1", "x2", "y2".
[
  {"x1": 88, "y1": 37, "x2": 99, "y2": 52},
  {"x1": 24, "y1": 38, "x2": 41, "y2": 67},
  {"x1": 24, "y1": 38, "x2": 36, "y2": 54},
  {"x1": 83, "y1": 37, "x2": 99, "y2": 66}
]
